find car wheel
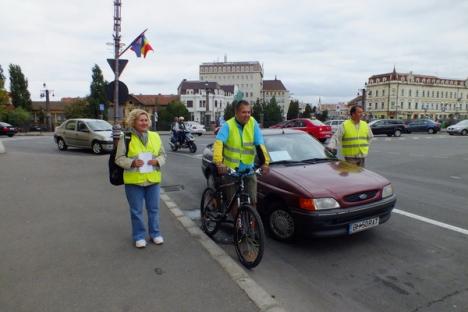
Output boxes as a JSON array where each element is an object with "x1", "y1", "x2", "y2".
[
  {"x1": 462, "y1": 129, "x2": 468, "y2": 136},
  {"x1": 449, "y1": 133, "x2": 454, "y2": 135},
  {"x1": 394, "y1": 129, "x2": 402, "y2": 137},
  {"x1": 197, "y1": 133, "x2": 202, "y2": 136},
  {"x1": 57, "y1": 138, "x2": 67, "y2": 151},
  {"x1": 7, "y1": 133, "x2": 14, "y2": 137},
  {"x1": 428, "y1": 128, "x2": 434, "y2": 134},
  {"x1": 268, "y1": 203, "x2": 296, "y2": 242},
  {"x1": 92, "y1": 141, "x2": 102, "y2": 154}
]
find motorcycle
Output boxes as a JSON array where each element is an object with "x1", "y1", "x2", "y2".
[{"x1": 169, "y1": 130, "x2": 197, "y2": 153}]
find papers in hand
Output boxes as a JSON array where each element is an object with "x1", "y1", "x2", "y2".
[{"x1": 138, "y1": 152, "x2": 153, "y2": 173}]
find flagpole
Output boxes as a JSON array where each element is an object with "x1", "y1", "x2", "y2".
[{"x1": 118, "y1": 28, "x2": 148, "y2": 58}]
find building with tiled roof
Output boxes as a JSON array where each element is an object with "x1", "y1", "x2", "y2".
[
  {"x1": 366, "y1": 67, "x2": 468, "y2": 120},
  {"x1": 261, "y1": 77, "x2": 290, "y2": 118}
]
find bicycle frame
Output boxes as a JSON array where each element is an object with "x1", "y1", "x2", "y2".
[{"x1": 215, "y1": 172, "x2": 252, "y2": 219}]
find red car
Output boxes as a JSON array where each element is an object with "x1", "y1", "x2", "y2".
[
  {"x1": 0, "y1": 122, "x2": 18, "y2": 137},
  {"x1": 271, "y1": 118, "x2": 332, "y2": 142}
]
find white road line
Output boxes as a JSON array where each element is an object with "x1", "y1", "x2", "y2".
[
  {"x1": 394, "y1": 209, "x2": 468, "y2": 236},
  {"x1": 450, "y1": 176, "x2": 462, "y2": 180},
  {"x1": 167, "y1": 151, "x2": 203, "y2": 160}
]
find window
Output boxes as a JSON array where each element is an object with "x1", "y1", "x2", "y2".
[
  {"x1": 381, "y1": 102, "x2": 384, "y2": 109},
  {"x1": 422, "y1": 90, "x2": 425, "y2": 97},
  {"x1": 65, "y1": 120, "x2": 76, "y2": 131},
  {"x1": 401, "y1": 101, "x2": 404, "y2": 108},
  {"x1": 409, "y1": 89, "x2": 412, "y2": 96},
  {"x1": 382, "y1": 89, "x2": 385, "y2": 96},
  {"x1": 187, "y1": 100, "x2": 193, "y2": 108},
  {"x1": 375, "y1": 103, "x2": 378, "y2": 109},
  {"x1": 416, "y1": 90, "x2": 419, "y2": 97},
  {"x1": 415, "y1": 103, "x2": 418, "y2": 109},
  {"x1": 408, "y1": 102, "x2": 412, "y2": 109},
  {"x1": 401, "y1": 89, "x2": 405, "y2": 96},
  {"x1": 376, "y1": 90, "x2": 379, "y2": 97}
]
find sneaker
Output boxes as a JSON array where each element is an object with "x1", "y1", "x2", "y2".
[
  {"x1": 152, "y1": 236, "x2": 164, "y2": 245},
  {"x1": 135, "y1": 239, "x2": 147, "y2": 248}
]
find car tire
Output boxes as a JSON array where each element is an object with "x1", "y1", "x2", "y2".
[
  {"x1": 428, "y1": 128, "x2": 434, "y2": 134},
  {"x1": 394, "y1": 129, "x2": 402, "y2": 137},
  {"x1": 206, "y1": 172, "x2": 216, "y2": 189},
  {"x1": 92, "y1": 141, "x2": 102, "y2": 154},
  {"x1": 449, "y1": 133, "x2": 454, "y2": 135},
  {"x1": 7, "y1": 133, "x2": 14, "y2": 137},
  {"x1": 462, "y1": 129, "x2": 468, "y2": 136},
  {"x1": 268, "y1": 202, "x2": 296, "y2": 242},
  {"x1": 197, "y1": 133, "x2": 202, "y2": 136},
  {"x1": 57, "y1": 138, "x2": 67, "y2": 151}
]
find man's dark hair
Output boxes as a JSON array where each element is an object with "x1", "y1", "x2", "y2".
[
  {"x1": 350, "y1": 105, "x2": 362, "y2": 115},
  {"x1": 235, "y1": 100, "x2": 250, "y2": 111}
]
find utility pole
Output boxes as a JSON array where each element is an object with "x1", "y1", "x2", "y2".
[
  {"x1": 40, "y1": 83, "x2": 53, "y2": 131},
  {"x1": 112, "y1": 0, "x2": 122, "y2": 144}
]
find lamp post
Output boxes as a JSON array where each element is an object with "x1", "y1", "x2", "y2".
[
  {"x1": 204, "y1": 81, "x2": 212, "y2": 129},
  {"x1": 422, "y1": 104, "x2": 429, "y2": 118},
  {"x1": 40, "y1": 83, "x2": 54, "y2": 131}
]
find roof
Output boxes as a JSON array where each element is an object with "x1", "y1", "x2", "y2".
[
  {"x1": 32, "y1": 101, "x2": 74, "y2": 111},
  {"x1": 201, "y1": 61, "x2": 261, "y2": 66},
  {"x1": 178, "y1": 80, "x2": 235, "y2": 94},
  {"x1": 128, "y1": 94, "x2": 179, "y2": 106},
  {"x1": 262, "y1": 79, "x2": 287, "y2": 91}
]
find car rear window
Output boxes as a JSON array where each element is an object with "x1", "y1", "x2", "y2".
[{"x1": 308, "y1": 119, "x2": 325, "y2": 126}]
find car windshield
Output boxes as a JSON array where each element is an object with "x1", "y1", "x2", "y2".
[
  {"x1": 308, "y1": 119, "x2": 326, "y2": 126},
  {"x1": 368, "y1": 120, "x2": 380, "y2": 126},
  {"x1": 265, "y1": 133, "x2": 333, "y2": 164},
  {"x1": 86, "y1": 120, "x2": 113, "y2": 131},
  {"x1": 455, "y1": 120, "x2": 468, "y2": 126},
  {"x1": 0, "y1": 122, "x2": 12, "y2": 127}
]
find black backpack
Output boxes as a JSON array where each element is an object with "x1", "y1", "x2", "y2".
[{"x1": 108, "y1": 132, "x2": 132, "y2": 186}]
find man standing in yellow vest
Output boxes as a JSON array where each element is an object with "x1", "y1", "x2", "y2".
[
  {"x1": 327, "y1": 105, "x2": 373, "y2": 167},
  {"x1": 213, "y1": 100, "x2": 270, "y2": 213},
  {"x1": 115, "y1": 109, "x2": 166, "y2": 248}
]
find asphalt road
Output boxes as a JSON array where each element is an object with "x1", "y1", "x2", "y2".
[
  {"x1": 161, "y1": 132, "x2": 468, "y2": 312},
  {"x1": 2, "y1": 133, "x2": 467, "y2": 312}
]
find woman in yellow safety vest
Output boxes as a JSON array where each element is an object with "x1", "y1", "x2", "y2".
[{"x1": 115, "y1": 109, "x2": 166, "y2": 248}]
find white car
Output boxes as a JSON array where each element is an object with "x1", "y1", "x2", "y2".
[
  {"x1": 184, "y1": 121, "x2": 206, "y2": 136},
  {"x1": 325, "y1": 120, "x2": 345, "y2": 134},
  {"x1": 447, "y1": 119, "x2": 468, "y2": 136}
]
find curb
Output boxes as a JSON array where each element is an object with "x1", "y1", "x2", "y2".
[{"x1": 160, "y1": 191, "x2": 287, "y2": 312}]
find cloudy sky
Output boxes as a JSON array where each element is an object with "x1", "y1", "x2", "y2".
[{"x1": 2, "y1": 0, "x2": 468, "y2": 104}]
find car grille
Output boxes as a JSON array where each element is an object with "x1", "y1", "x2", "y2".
[{"x1": 344, "y1": 190, "x2": 378, "y2": 203}]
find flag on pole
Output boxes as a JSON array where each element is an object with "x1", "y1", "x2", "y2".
[{"x1": 130, "y1": 34, "x2": 154, "y2": 58}]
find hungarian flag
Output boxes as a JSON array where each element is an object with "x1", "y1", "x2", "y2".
[{"x1": 130, "y1": 34, "x2": 154, "y2": 58}]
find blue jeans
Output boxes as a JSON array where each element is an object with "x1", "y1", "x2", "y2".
[{"x1": 124, "y1": 183, "x2": 161, "y2": 241}]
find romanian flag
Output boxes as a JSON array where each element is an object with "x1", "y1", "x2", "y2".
[{"x1": 130, "y1": 34, "x2": 154, "y2": 58}]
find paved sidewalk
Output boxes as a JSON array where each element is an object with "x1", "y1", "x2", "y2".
[{"x1": 0, "y1": 146, "x2": 282, "y2": 312}]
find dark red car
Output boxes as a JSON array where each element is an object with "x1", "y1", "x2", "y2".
[
  {"x1": 270, "y1": 118, "x2": 332, "y2": 142},
  {"x1": 202, "y1": 129, "x2": 396, "y2": 241},
  {"x1": 0, "y1": 122, "x2": 18, "y2": 137}
]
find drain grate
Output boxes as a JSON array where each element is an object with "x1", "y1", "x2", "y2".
[{"x1": 161, "y1": 184, "x2": 184, "y2": 192}]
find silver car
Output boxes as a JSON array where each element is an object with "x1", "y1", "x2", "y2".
[
  {"x1": 184, "y1": 121, "x2": 206, "y2": 136},
  {"x1": 447, "y1": 119, "x2": 468, "y2": 136},
  {"x1": 54, "y1": 119, "x2": 114, "y2": 154},
  {"x1": 325, "y1": 120, "x2": 345, "y2": 134}
]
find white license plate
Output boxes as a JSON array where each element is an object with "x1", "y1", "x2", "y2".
[{"x1": 349, "y1": 217, "x2": 380, "y2": 234}]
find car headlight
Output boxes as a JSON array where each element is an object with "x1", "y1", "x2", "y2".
[
  {"x1": 313, "y1": 198, "x2": 340, "y2": 210},
  {"x1": 382, "y1": 184, "x2": 393, "y2": 198}
]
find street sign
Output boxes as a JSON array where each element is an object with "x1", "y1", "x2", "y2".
[
  {"x1": 107, "y1": 59, "x2": 128, "y2": 77},
  {"x1": 106, "y1": 80, "x2": 129, "y2": 104},
  {"x1": 99, "y1": 103, "x2": 105, "y2": 111}
]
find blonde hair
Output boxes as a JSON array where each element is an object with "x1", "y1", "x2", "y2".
[{"x1": 126, "y1": 109, "x2": 152, "y2": 129}]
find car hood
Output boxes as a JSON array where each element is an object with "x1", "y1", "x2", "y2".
[{"x1": 268, "y1": 160, "x2": 389, "y2": 198}]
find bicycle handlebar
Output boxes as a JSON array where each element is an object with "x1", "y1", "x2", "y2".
[{"x1": 227, "y1": 167, "x2": 262, "y2": 177}]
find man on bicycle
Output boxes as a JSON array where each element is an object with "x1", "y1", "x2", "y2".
[{"x1": 213, "y1": 100, "x2": 270, "y2": 215}]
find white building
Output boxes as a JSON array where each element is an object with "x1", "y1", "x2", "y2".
[
  {"x1": 261, "y1": 78, "x2": 290, "y2": 117},
  {"x1": 199, "y1": 60, "x2": 263, "y2": 104},
  {"x1": 177, "y1": 80, "x2": 235, "y2": 125}
]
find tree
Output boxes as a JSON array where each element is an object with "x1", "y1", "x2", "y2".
[
  {"x1": 263, "y1": 96, "x2": 283, "y2": 127},
  {"x1": 0, "y1": 65, "x2": 10, "y2": 108},
  {"x1": 223, "y1": 101, "x2": 235, "y2": 121},
  {"x1": 252, "y1": 99, "x2": 263, "y2": 123},
  {"x1": 287, "y1": 100, "x2": 299, "y2": 120},
  {"x1": 302, "y1": 104, "x2": 312, "y2": 118},
  {"x1": 64, "y1": 98, "x2": 91, "y2": 119},
  {"x1": 157, "y1": 100, "x2": 189, "y2": 130},
  {"x1": 318, "y1": 110, "x2": 329, "y2": 122},
  {"x1": 88, "y1": 65, "x2": 108, "y2": 119},
  {"x1": 9, "y1": 64, "x2": 32, "y2": 111}
]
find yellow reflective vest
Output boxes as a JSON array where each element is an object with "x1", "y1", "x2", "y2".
[
  {"x1": 341, "y1": 120, "x2": 370, "y2": 157},
  {"x1": 124, "y1": 131, "x2": 162, "y2": 184},
  {"x1": 223, "y1": 117, "x2": 255, "y2": 169}
]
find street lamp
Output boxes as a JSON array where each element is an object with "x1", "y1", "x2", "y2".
[
  {"x1": 204, "y1": 81, "x2": 213, "y2": 129},
  {"x1": 40, "y1": 83, "x2": 54, "y2": 131},
  {"x1": 422, "y1": 104, "x2": 429, "y2": 118}
]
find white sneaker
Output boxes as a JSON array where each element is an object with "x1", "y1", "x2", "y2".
[
  {"x1": 135, "y1": 239, "x2": 147, "y2": 248},
  {"x1": 152, "y1": 236, "x2": 164, "y2": 245}
]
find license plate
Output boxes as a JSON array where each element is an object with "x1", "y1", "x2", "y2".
[{"x1": 349, "y1": 217, "x2": 380, "y2": 234}]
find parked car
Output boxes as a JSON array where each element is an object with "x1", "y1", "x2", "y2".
[
  {"x1": 201, "y1": 129, "x2": 396, "y2": 241},
  {"x1": 325, "y1": 119, "x2": 345, "y2": 134},
  {"x1": 184, "y1": 121, "x2": 206, "y2": 136},
  {"x1": 29, "y1": 124, "x2": 48, "y2": 132},
  {"x1": 0, "y1": 122, "x2": 18, "y2": 137},
  {"x1": 369, "y1": 119, "x2": 409, "y2": 137},
  {"x1": 269, "y1": 120, "x2": 289, "y2": 129},
  {"x1": 447, "y1": 119, "x2": 468, "y2": 136},
  {"x1": 54, "y1": 119, "x2": 114, "y2": 154},
  {"x1": 270, "y1": 118, "x2": 332, "y2": 142},
  {"x1": 406, "y1": 119, "x2": 441, "y2": 134}
]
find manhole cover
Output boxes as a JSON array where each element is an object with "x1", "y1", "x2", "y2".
[{"x1": 161, "y1": 185, "x2": 184, "y2": 192}]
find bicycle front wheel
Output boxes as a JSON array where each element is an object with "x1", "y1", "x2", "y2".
[
  {"x1": 234, "y1": 205, "x2": 265, "y2": 269},
  {"x1": 200, "y1": 187, "x2": 220, "y2": 237}
]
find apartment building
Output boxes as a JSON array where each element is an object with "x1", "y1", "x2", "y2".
[{"x1": 261, "y1": 78, "x2": 290, "y2": 118}]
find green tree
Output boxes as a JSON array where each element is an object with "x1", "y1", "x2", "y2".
[
  {"x1": 263, "y1": 96, "x2": 283, "y2": 127},
  {"x1": 157, "y1": 100, "x2": 189, "y2": 130},
  {"x1": 0, "y1": 65, "x2": 5, "y2": 89},
  {"x1": 302, "y1": 104, "x2": 312, "y2": 118},
  {"x1": 9, "y1": 64, "x2": 32, "y2": 111},
  {"x1": 0, "y1": 65, "x2": 10, "y2": 108},
  {"x1": 64, "y1": 99, "x2": 91, "y2": 119},
  {"x1": 223, "y1": 101, "x2": 235, "y2": 121},
  {"x1": 287, "y1": 100, "x2": 299, "y2": 120},
  {"x1": 88, "y1": 65, "x2": 108, "y2": 119},
  {"x1": 252, "y1": 99, "x2": 263, "y2": 123},
  {"x1": 6, "y1": 107, "x2": 32, "y2": 130}
]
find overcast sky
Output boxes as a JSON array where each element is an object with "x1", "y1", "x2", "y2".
[{"x1": 2, "y1": 0, "x2": 468, "y2": 104}]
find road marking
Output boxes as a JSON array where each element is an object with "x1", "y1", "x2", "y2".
[
  {"x1": 394, "y1": 209, "x2": 468, "y2": 236},
  {"x1": 167, "y1": 151, "x2": 203, "y2": 160},
  {"x1": 450, "y1": 176, "x2": 462, "y2": 180},
  {"x1": 412, "y1": 137, "x2": 420, "y2": 140}
]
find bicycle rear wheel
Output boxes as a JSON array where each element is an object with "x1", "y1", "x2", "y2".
[
  {"x1": 200, "y1": 187, "x2": 220, "y2": 236},
  {"x1": 234, "y1": 205, "x2": 265, "y2": 269}
]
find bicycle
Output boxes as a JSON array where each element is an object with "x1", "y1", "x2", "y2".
[{"x1": 200, "y1": 167, "x2": 265, "y2": 269}]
